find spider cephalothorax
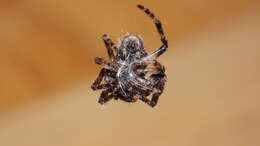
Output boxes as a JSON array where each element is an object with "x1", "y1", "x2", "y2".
[{"x1": 91, "y1": 5, "x2": 168, "y2": 107}]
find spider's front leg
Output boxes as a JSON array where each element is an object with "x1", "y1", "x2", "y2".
[
  {"x1": 102, "y1": 34, "x2": 118, "y2": 60},
  {"x1": 137, "y1": 5, "x2": 168, "y2": 58}
]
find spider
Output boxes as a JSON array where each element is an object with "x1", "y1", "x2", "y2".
[{"x1": 91, "y1": 4, "x2": 168, "y2": 107}]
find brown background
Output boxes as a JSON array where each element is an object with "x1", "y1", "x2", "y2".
[{"x1": 0, "y1": 0, "x2": 260, "y2": 146}]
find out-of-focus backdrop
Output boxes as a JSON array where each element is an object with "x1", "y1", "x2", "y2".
[{"x1": 0, "y1": 0, "x2": 260, "y2": 146}]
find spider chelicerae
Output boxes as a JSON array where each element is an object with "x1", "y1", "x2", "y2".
[{"x1": 91, "y1": 4, "x2": 168, "y2": 107}]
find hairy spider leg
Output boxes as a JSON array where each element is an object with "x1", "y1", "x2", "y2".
[
  {"x1": 136, "y1": 4, "x2": 168, "y2": 46},
  {"x1": 136, "y1": 62, "x2": 166, "y2": 107},
  {"x1": 150, "y1": 75, "x2": 166, "y2": 107},
  {"x1": 137, "y1": 4, "x2": 168, "y2": 58},
  {"x1": 102, "y1": 34, "x2": 118, "y2": 60},
  {"x1": 142, "y1": 44, "x2": 168, "y2": 61},
  {"x1": 138, "y1": 93, "x2": 159, "y2": 107},
  {"x1": 98, "y1": 89, "x2": 114, "y2": 105},
  {"x1": 91, "y1": 68, "x2": 110, "y2": 90},
  {"x1": 149, "y1": 61, "x2": 166, "y2": 107},
  {"x1": 138, "y1": 95, "x2": 150, "y2": 104},
  {"x1": 138, "y1": 74, "x2": 166, "y2": 107},
  {"x1": 94, "y1": 57, "x2": 108, "y2": 65},
  {"x1": 94, "y1": 57, "x2": 116, "y2": 71}
]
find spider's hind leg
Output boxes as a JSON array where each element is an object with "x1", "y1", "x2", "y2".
[
  {"x1": 94, "y1": 57, "x2": 108, "y2": 66},
  {"x1": 137, "y1": 5, "x2": 168, "y2": 58},
  {"x1": 137, "y1": 5, "x2": 168, "y2": 46}
]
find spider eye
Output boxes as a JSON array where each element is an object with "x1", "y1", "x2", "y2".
[{"x1": 128, "y1": 41, "x2": 139, "y2": 49}]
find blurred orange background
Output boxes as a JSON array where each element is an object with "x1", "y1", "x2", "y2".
[{"x1": 0, "y1": 0, "x2": 260, "y2": 146}]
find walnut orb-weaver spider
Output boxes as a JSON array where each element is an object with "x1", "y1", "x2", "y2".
[{"x1": 91, "y1": 5, "x2": 168, "y2": 107}]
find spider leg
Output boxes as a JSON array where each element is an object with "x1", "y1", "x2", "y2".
[
  {"x1": 150, "y1": 77, "x2": 166, "y2": 107},
  {"x1": 150, "y1": 62, "x2": 167, "y2": 107},
  {"x1": 102, "y1": 34, "x2": 118, "y2": 60},
  {"x1": 94, "y1": 57, "x2": 116, "y2": 71},
  {"x1": 94, "y1": 57, "x2": 108, "y2": 65},
  {"x1": 138, "y1": 95, "x2": 150, "y2": 104},
  {"x1": 91, "y1": 68, "x2": 110, "y2": 90},
  {"x1": 138, "y1": 61, "x2": 166, "y2": 107},
  {"x1": 139, "y1": 77, "x2": 165, "y2": 107},
  {"x1": 138, "y1": 94, "x2": 156, "y2": 107},
  {"x1": 98, "y1": 89, "x2": 114, "y2": 105},
  {"x1": 137, "y1": 5, "x2": 168, "y2": 58},
  {"x1": 149, "y1": 44, "x2": 168, "y2": 59},
  {"x1": 133, "y1": 88, "x2": 153, "y2": 107}
]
